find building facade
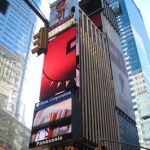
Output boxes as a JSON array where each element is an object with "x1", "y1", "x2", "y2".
[
  {"x1": 0, "y1": 107, "x2": 30, "y2": 150},
  {"x1": 28, "y1": 0, "x2": 139, "y2": 149},
  {"x1": 0, "y1": 0, "x2": 41, "y2": 121},
  {"x1": 107, "y1": 0, "x2": 150, "y2": 148},
  {"x1": 80, "y1": 0, "x2": 139, "y2": 149}
]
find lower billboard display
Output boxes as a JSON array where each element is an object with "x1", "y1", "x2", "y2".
[
  {"x1": 33, "y1": 98, "x2": 72, "y2": 128},
  {"x1": 29, "y1": 91, "x2": 73, "y2": 148}
]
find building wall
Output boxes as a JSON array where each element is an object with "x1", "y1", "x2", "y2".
[
  {"x1": 101, "y1": 2, "x2": 139, "y2": 148},
  {"x1": 0, "y1": 46, "x2": 23, "y2": 116},
  {"x1": 79, "y1": 9, "x2": 120, "y2": 149},
  {"x1": 107, "y1": 0, "x2": 150, "y2": 147},
  {"x1": 0, "y1": 107, "x2": 30, "y2": 150},
  {"x1": 101, "y1": 14, "x2": 135, "y2": 119}
]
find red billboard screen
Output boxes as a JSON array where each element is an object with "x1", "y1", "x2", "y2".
[{"x1": 40, "y1": 26, "x2": 76, "y2": 100}]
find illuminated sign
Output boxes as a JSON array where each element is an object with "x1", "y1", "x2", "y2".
[
  {"x1": 49, "y1": 0, "x2": 78, "y2": 30},
  {"x1": 36, "y1": 136, "x2": 63, "y2": 146},
  {"x1": 48, "y1": 18, "x2": 76, "y2": 39},
  {"x1": 40, "y1": 26, "x2": 76, "y2": 100},
  {"x1": 56, "y1": 0, "x2": 68, "y2": 11},
  {"x1": 31, "y1": 125, "x2": 71, "y2": 144},
  {"x1": 35, "y1": 91, "x2": 71, "y2": 109},
  {"x1": 33, "y1": 98, "x2": 72, "y2": 128},
  {"x1": 29, "y1": 92, "x2": 73, "y2": 148}
]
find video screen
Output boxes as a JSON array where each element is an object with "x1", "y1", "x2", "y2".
[
  {"x1": 40, "y1": 26, "x2": 76, "y2": 100},
  {"x1": 33, "y1": 98, "x2": 72, "y2": 128},
  {"x1": 31, "y1": 124, "x2": 72, "y2": 143}
]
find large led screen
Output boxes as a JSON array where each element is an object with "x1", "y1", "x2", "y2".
[
  {"x1": 31, "y1": 125, "x2": 72, "y2": 143},
  {"x1": 40, "y1": 26, "x2": 76, "y2": 100},
  {"x1": 33, "y1": 98, "x2": 72, "y2": 128},
  {"x1": 29, "y1": 93, "x2": 73, "y2": 148}
]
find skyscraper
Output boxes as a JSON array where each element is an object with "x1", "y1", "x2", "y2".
[
  {"x1": 0, "y1": 0, "x2": 41, "y2": 121},
  {"x1": 0, "y1": 0, "x2": 42, "y2": 149},
  {"x1": 107, "y1": 0, "x2": 150, "y2": 148}
]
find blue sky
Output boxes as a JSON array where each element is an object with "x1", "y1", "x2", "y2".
[{"x1": 134, "y1": 0, "x2": 150, "y2": 39}]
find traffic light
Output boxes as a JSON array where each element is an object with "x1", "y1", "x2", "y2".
[{"x1": 32, "y1": 27, "x2": 48, "y2": 55}]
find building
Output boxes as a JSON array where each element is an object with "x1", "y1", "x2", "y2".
[
  {"x1": 0, "y1": 0, "x2": 41, "y2": 149},
  {"x1": 0, "y1": 107, "x2": 30, "y2": 150},
  {"x1": 29, "y1": 0, "x2": 139, "y2": 149},
  {"x1": 0, "y1": 46, "x2": 23, "y2": 118},
  {"x1": 0, "y1": 0, "x2": 41, "y2": 121},
  {"x1": 107, "y1": 0, "x2": 150, "y2": 148},
  {"x1": 79, "y1": 0, "x2": 139, "y2": 149}
]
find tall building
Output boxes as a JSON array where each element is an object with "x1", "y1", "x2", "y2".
[
  {"x1": 0, "y1": 107, "x2": 30, "y2": 150},
  {"x1": 107, "y1": 0, "x2": 150, "y2": 148},
  {"x1": 29, "y1": 0, "x2": 139, "y2": 149},
  {"x1": 0, "y1": 0, "x2": 41, "y2": 121},
  {"x1": 80, "y1": 0, "x2": 139, "y2": 149},
  {"x1": 0, "y1": 0, "x2": 41, "y2": 149}
]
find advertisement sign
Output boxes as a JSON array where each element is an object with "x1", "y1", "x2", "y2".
[
  {"x1": 49, "y1": 0, "x2": 79, "y2": 31},
  {"x1": 29, "y1": 91, "x2": 73, "y2": 148},
  {"x1": 31, "y1": 125, "x2": 72, "y2": 143},
  {"x1": 33, "y1": 98, "x2": 72, "y2": 128},
  {"x1": 108, "y1": 38, "x2": 135, "y2": 118},
  {"x1": 40, "y1": 26, "x2": 77, "y2": 100}
]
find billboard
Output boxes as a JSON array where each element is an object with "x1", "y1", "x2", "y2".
[
  {"x1": 29, "y1": 91, "x2": 73, "y2": 148},
  {"x1": 40, "y1": 26, "x2": 77, "y2": 100},
  {"x1": 33, "y1": 98, "x2": 72, "y2": 128},
  {"x1": 49, "y1": 0, "x2": 79, "y2": 31},
  {"x1": 31, "y1": 125, "x2": 72, "y2": 143},
  {"x1": 108, "y1": 38, "x2": 135, "y2": 119}
]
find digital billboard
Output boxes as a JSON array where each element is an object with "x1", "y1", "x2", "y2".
[
  {"x1": 108, "y1": 38, "x2": 135, "y2": 119},
  {"x1": 40, "y1": 26, "x2": 77, "y2": 101},
  {"x1": 33, "y1": 98, "x2": 72, "y2": 128},
  {"x1": 31, "y1": 125, "x2": 72, "y2": 143},
  {"x1": 29, "y1": 91, "x2": 73, "y2": 148},
  {"x1": 49, "y1": 0, "x2": 79, "y2": 31}
]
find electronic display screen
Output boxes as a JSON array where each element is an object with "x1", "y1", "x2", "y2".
[
  {"x1": 33, "y1": 98, "x2": 72, "y2": 128},
  {"x1": 31, "y1": 124, "x2": 72, "y2": 143},
  {"x1": 40, "y1": 26, "x2": 76, "y2": 101},
  {"x1": 29, "y1": 95, "x2": 72, "y2": 148}
]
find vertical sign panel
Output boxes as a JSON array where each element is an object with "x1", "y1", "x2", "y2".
[{"x1": 40, "y1": 26, "x2": 77, "y2": 100}]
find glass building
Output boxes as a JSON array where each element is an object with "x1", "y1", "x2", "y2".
[
  {"x1": 0, "y1": 0, "x2": 41, "y2": 121},
  {"x1": 107, "y1": 0, "x2": 150, "y2": 148},
  {"x1": 0, "y1": 107, "x2": 30, "y2": 150}
]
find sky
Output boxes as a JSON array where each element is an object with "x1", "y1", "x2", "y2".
[
  {"x1": 23, "y1": 0, "x2": 150, "y2": 128},
  {"x1": 134, "y1": 0, "x2": 150, "y2": 40}
]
